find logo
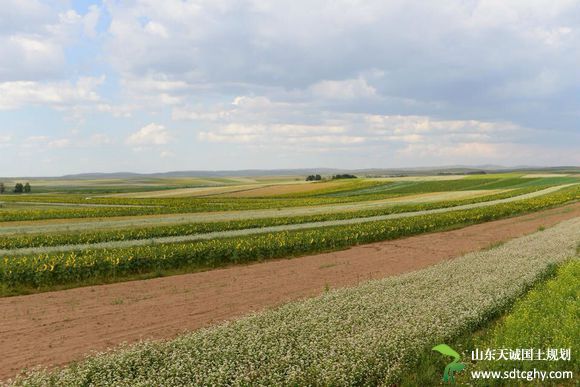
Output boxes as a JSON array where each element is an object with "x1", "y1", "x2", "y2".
[{"x1": 432, "y1": 344, "x2": 466, "y2": 384}]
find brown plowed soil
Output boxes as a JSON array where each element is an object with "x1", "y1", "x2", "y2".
[{"x1": 1, "y1": 203, "x2": 579, "y2": 380}]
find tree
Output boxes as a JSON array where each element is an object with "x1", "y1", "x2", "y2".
[
  {"x1": 332, "y1": 174, "x2": 357, "y2": 179},
  {"x1": 0, "y1": 182, "x2": 4, "y2": 194},
  {"x1": 306, "y1": 174, "x2": 323, "y2": 181},
  {"x1": 24, "y1": 182, "x2": 31, "y2": 193},
  {"x1": 14, "y1": 183, "x2": 24, "y2": 193}
]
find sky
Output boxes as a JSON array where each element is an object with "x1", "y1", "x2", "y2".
[{"x1": 0, "y1": 0, "x2": 579, "y2": 177}]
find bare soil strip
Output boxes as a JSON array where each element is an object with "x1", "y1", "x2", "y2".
[
  {"x1": 1, "y1": 203, "x2": 579, "y2": 380},
  {"x1": 0, "y1": 185, "x2": 571, "y2": 255}
]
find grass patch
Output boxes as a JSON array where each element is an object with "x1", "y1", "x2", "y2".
[
  {"x1": 399, "y1": 260, "x2": 579, "y2": 386},
  {"x1": 462, "y1": 259, "x2": 579, "y2": 386}
]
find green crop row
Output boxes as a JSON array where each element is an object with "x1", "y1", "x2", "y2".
[
  {"x1": 0, "y1": 186, "x2": 567, "y2": 250},
  {"x1": 1, "y1": 185, "x2": 579, "y2": 291},
  {"x1": 327, "y1": 176, "x2": 580, "y2": 197},
  {"x1": 0, "y1": 194, "x2": 377, "y2": 222},
  {"x1": 268, "y1": 179, "x2": 388, "y2": 198},
  {"x1": 7, "y1": 217, "x2": 579, "y2": 386},
  {"x1": 0, "y1": 178, "x2": 561, "y2": 222},
  {"x1": 3, "y1": 176, "x2": 577, "y2": 206},
  {"x1": 0, "y1": 189, "x2": 435, "y2": 222}
]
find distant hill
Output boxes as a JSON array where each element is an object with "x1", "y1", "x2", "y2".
[
  {"x1": 61, "y1": 169, "x2": 341, "y2": 179},
  {"x1": 56, "y1": 165, "x2": 580, "y2": 180}
]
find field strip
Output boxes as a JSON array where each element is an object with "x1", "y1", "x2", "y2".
[
  {"x1": 0, "y1": 201, "x2": 158, "y2": 208},
  {"x1": 0, "y1": 184, "x2": 576, "y2": 255},
  {"x1": 107, "y1": 181, "x2": 313, "y2": 198},
  {"x1": 0, "y1": 185, "x2": 572, "y2": 236},
  {"x1": 107, "y1": 183, "x2": 273, "y2": 198},
  {"x1": 1, "y1": 208, "x2": 578, "y2": 382}
]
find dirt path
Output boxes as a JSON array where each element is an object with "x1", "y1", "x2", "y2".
[{"x1": 1, "y1": 203, "x2": 579, "y2": 381}]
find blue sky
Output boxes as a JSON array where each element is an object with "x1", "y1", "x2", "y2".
[{"x1": 0, "y1": 0, "x2": 579, "y2": 177}]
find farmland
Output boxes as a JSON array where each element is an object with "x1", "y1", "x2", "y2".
[
  {"x1": 8, "y1": 215, "x2": 579, "y2": 386},
  {"x1": 4, "y1": 1, "x2": 580, "y2": 384},
  {"x1": 1, "y1": 172, "x2": 579, "y2": 384}
]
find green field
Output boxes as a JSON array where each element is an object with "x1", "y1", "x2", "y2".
[
  {"x1": 400, "y1": 259, "x2": 579, "y2": 386},
  {"x1": 1, "y1": 175, "x2": 579, "y2": 294}
]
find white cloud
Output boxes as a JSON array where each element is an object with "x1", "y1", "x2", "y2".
[
  {"x1": 0, "y1": 135, "x2": 12, "y2": 148},
  {"x1": 185, "y1": 90, "x2": 527, "y2": 152},
  {"x1": 365, "y1": 115, "x2": 522, "y2": 136},
  {"x1": 491, "y1": 70, "x2": 563, "y2": 99},
  {"x1": 0, "y1": 35, "x2": 64, "y2": 81},
  {"x1": 0, "y1": 3, "x2": 106, "y2": 82},
  {"x1": 122, "y1": 75, "x2": 189, "y2": 93},
  {"x1": 2, "y1": 1, "x2": 580, "y2": 175},
  {"x1": 192, "y1": 91, "x2": 533, "y2": 162},
  {"x1": 199, "y1": 122, "x2": 363, "y2": 145},
  {"x1": 0, "y1": 76, "x2": 104, "y2": 110},
  {"x1": 398, "y1": 142, "x2": 500, "y2": 159},
  {"x1": 310, "y1": 77, "x2": 377, "y2": 100},
  {"x1": 83, "y1": 5, "x2": 101, "y2": 38},
  {"x1": 198, "y1": 132, "x2": 258, "y2": 143},
  {"x1": 145, "y1": 21, "x2": 169, "y2": 38},
  {"x1": 90, "y1": 133, "x2": 113, "y2": 145},
  {"x1": 96, "y1": 103, "x2": 134, "y2": 118},
  {"x1": 47, "y1": 138, "x2": 71, "y2": 148},
  {"x1": 20, "y1": 135, "x2": 72, "y2": 150},
  {"x1": 173, "y1": 96, "x2": 302, "y2": 122},
  {"x1": 126, "y1": 123, "x2": 171, "y2": 145},
  {"x1": 102, "y1": 1, "x2": 580, "y2": 125},
  {"x1": 118, "y1": 75, "x2": 190, "y2": 109}
]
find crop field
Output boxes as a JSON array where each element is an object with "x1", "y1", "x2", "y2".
[
  {"x1": 217, "y1": 180, "x2": 359, "y2": 197},
  {"x1": 7, "y1": 216, "x2": 579, "y2": 386},
  {"x1": 462, "y1": 259, "x2": 579, "y2": 384},
  {"x1": 1, "y1": 172, "x2": 579, "y2": 384}
]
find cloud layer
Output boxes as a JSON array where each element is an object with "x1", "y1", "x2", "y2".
[{"x1": 0, "y1": 0, "x2": 578, "y2": 176}]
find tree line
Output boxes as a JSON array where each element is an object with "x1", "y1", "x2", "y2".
[
  {"x1": 305, "y1": 174, "x2": 359, "y2": 181},
  {"x1": 0, "y1": 182, "x2": 31, "y2": 194}
]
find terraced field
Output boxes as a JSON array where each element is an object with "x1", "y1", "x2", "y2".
[{"x1": 1, "y1": 173, "x2": 579, "y2": 384}]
